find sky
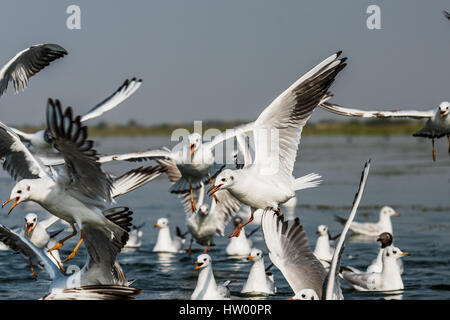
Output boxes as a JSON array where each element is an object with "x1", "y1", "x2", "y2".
[{"x1": 0, "y1": 0, "x2": 449, "y2": 126}]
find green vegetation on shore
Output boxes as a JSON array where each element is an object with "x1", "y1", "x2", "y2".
[{"x1": 16, "y1": 118, "x2": 424, "y2": 137}]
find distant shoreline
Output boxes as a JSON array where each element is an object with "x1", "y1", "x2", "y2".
[{"x1": 15, "y1": 119, "x2": 424, "y2": 137}]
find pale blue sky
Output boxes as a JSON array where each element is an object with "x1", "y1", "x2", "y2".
[{"x1": 0, "y1": 0, "x2": 449, "y2": 126}]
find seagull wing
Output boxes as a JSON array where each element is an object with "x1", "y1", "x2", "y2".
[
  {"x1": 0, "y1": 224, "x2": 60, "y2": 280},
  {"x1": 0, "y1": 44, "x2": 67, "y2": 96},
  {"x1": 0, "y1": 121, "x2": 50, "y2": 181},
  {"x1": 261, "y1": 212, "x2": 327, "y2": 297},
  {"x1": 41, "y1": 285, "x2": 142, "y2": 300},
  {"x1": 253, "y1": 52, "x2": 347, "y2": 179},
  {"x1": 81, "y1": 78, "x2": 143, "y2": 122},
  {"x1": 46, "y1": 98, "x2": 113, "y2": 205},
  {"x1": 320, "y1": 102, "x2": 434, "y2": 119},
  {"x1": 99, "y1": 149, "x2": 172, "y2": 163},
  {"x1": 324, "y1": 159, "x2": 371, "y2": 300},
  {"x1": 443, "y1": 10, "x2": 450, "y2": 20},
  {"x1": 211, "y1": 189, "x2": 241, "y2": 236}
]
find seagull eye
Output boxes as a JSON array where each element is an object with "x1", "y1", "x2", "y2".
[
  {"x1": 386, "y1": 253, "x2": 390, "y2": 257},
  {"x1": 221, "y1": 178, "x2": 226, "y2": 182},
  {"x1": 17, "y1": 190, "x2": 22, "y2": 194},
  {"x1": 231, "y1": 176, "x2": 234, "y2": 181},
  {"x1": 203, "y1": 258, "x2": 207, "y2": 262},
  {"x1": 301, "y1": 294, "x2": 306, "y2": 298},
  {"x1": 27, "y1": 186, "x2": 30, "y2": 191},
  {"x1": 393, "y1": 251, "x2": 397, "y2": 254}
]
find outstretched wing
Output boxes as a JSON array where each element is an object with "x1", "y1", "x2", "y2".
[
  {"x1": 41, "y1": 285, "x2": 142, "y2": 300},
  {"x1": 261, "y1": 212, "x2": 327, "y2": 297},
  {"x1": 46, "y1": 98, "x2": 113, "y2": 205},
  {"x1": 0, "y1": 224, "x2": 60, "y2": 280},
  {"x1": 211, "y1": 190, "x2": 241, "y2": 236},
  {"x1": 443, "y1": 10, "x2": 450, "y2": 20},
  {"x1": 0, "y1": 121, "x2": 50, "y2": 181},
  {"x1": 324, "y1": 159, "x2": 371, "y2": 300},
  {"x1": 320, "y1": 102, "x2": 434, "y2": 119},
  {"x1": 81, "y1": 78, "x2": 143, "y2": 122},
  {"x1": 253, "y1": 52, "x2": 347, "y2": 179},
  {"x1": 0, "y1": 44, "x2": 67, "y2": 96}
]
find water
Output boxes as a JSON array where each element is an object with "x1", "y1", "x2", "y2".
[{"x1": 0, "y1": 135, "x2": 449, "y2": 300}]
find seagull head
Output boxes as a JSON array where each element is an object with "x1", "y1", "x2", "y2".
[
  {"x1": 154, "y1": 217, "x2": 169, "y2": 229},
  {"x1": 384, "y1": 246, "x2": 409, "y2": 261},
  {"x1": 24, "y1": 212, "x2": 38, "y2": 235},
  {"x1": 188, "y1": 132, "x2": 202, "y2": 157},
  {"x1": 289, "y1": 289, "x2": 319, "y2": 300},
  {"x1": 247, "y1": 248, "x2": 263, "y2": 262},
  {"x1": 439, "y1": 101, "x2": 450, "y2": 118},
  {"x1": 380, "y1": 206, "x2": 399, "y2": 218},
  {"x1": 377, "y1": 232, "x2": 394, "y2": 248},
  {"x1": 3, "y1": 180, "x2": 34, "y2": 215},
  {"x1": 208, "y1": 169, "x2": 236, "y2": 197},
  {"x1": 316, "y1": 224, "x2": 329, "y2": 236},
  {"x1": 198, "y1": 204, "x2": 209, "y2": 216},
  {"x1": 194, "y1": 253, "x2": 211, "y2": 271}
]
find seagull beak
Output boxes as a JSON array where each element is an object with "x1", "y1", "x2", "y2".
[
  {"x1": 247, "y1": 256, "x2": 253, "y2": 261},
  {"x1": 194, "y1": 261, "x2": 203, "y2": 270},
  {"x1": 392, "y1": 211, "x2": 400, "y2": 216},
  {"x1": 26, "y1": 223, "x2": 34, "y2": 235},
  {"x1": 400, "y1": 252, "x2": 409, "y2": 257},
  {"x1": 207, "y1": 184, "x2": 223, "y2": 197},
  {"x1": 200, "y1": 210, "x2": 207, "y2": 216},
  {"x1": 154, "y1": 224, "x2": 160, "y2": 228},
  {"x1": 440, "y1": 110, "x2": 448, "y2": 118},
  {"x1": 2, "y1": 197, "x2": 20, "y2": 215},
  {"x1": 287, "y1": 297, "x2": 295, "y2": 300},
  {"x1": 190, "y1": 144, "x2": 195, "y2": 157}
]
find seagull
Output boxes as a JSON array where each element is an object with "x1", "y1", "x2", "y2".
[
  {"x1": 241, "y1": 248, "x2": 276, "y2": 296},
  {"x1": 208, "y1": 51, "x2": 347, "y2": 238},
  {"x1": 0, "y1": 44, "x2": 67, "y2": 97},
  {"x1": 313, "y1": 225, "x2": 336, "y2": 268},
  {"x1": 320, "y1": 100, "x2": 450, "y2": 161},
  {"x1": 0, "y1": 207, "x2": 141, "y2": 300},
  {"x1": 41, "y1": 285, "x2": 142, "y2": 300},
  {"x1": 366, "y1": 232, "x2": 403, "y2": 274},
  {"x1": 152, "y1": 218, "x2": 184, "y2": 253},
  {"x1": 225, "y1": 216, "x2": 253, "y2": 257},
  {"x1": 23, "y1": 212, "x2": 63, "y2": 268},
  {"x1": 124, "y1": 223, "x2": 145, "y2": 249},
  {"x1": 0, "y1": 99, "x2": 163, "y2": 263},
  {"x1": 335, "y1": 206, "x2": 399, "y2": 237},
  {"x1": 11, "y1": 77, "x2": 142, "y2": 155},
  {"x1": 340, "y1": 245, "x2": 408, "y2": 292},
  {"x1": 191, "y1": 253, "x2": 231, "y2": 300},
  {"x1": 262, "y1": 160, "x2": 371, "y2": 300}
]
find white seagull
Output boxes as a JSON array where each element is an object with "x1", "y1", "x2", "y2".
[
  {"x1": 225, "y1": 216, "x2": 253, "y2": 257},
  {"x1": 313, "y1": 225, "x2": 336, "y2": 269},
  {"x1": 262, "y1": 160, "x2": 371, "y2": 300},
  {"x1": 340, "y1": 245, "x2": 408, "y2": 292},
  {"x1": 11, "y1": 77, "x2": 142, "y2": 155},
  {"x1": 124, "y1": 223, "x2": 145, "y2": 249},
  {"x1": 366, "y1": 232, "x2": 404, "y2": 274},
  {"x1": 320, "y1": 100, "x2": 450, "y2": 161},
  {"x1": 191, "y1": 253, "x2": 231, "y2": 300},
  {"x1": 335, "y1": 206, "x2": 399, "y2": 237},
  {"x1": 0, "y1": 208, "x2": 142, "y2": 300},
  {"x1": 241, "y1": 248, "x2": 276, "y2": 296},
  {"x1": 208, "y1": 51, "x2": 347, "y2": 238},
  {"x1": 0, "y1": 44, "x2": 67, "y2": 97},
  {"x1": 152, "y1": 218, "x2": 184, "y2": 253},
  {"x1": 0, "y1": 99, "x2": 163, "y2": 263}
]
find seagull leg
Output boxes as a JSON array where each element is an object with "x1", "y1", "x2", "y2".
[
  {"x1": 47, "y1": 224, "x2": 77, "y2": 252},
  {"x1": 189, "y1": 183, "x2": 197, "y2": 212},
  {"x1": 447, "y1": 135, "x2": 450, "y2": 156},
  {"x1": 188, "y1": 237, "x2": 193, "y2": 256},
  {"x1": 61, "y1": 230, "x2": 85, "y2": 263},
  {"x1": 208, "y1": 175, "x2": 220, "y2": 203},
  {"x1": 30, "y1": 265, "x2": 37, "y2": 280},
  {"x1": 229, "y1": 212, "x2": 254, "y2": 238},
  {"x1": 203, "y1": 245, "x2": 211, "y2": 254},
  {"x1": 432, "y1": 137, "x2": 436, "y2": 161},
  {"x1": 274, "y1": 207, "x2": 281, "y2": 216}
]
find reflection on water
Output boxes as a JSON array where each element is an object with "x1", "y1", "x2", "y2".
[{"x1": 0, "y1": 135, "x2": 449, "y2": 300}]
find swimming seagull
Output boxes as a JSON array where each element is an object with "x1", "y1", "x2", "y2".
[
  {"x1": 335, "y1": 206, "x2": 399, "y2": 237},
  {"x1": 366, "y1": 232, "x2": 403, "y2": 274},
  {"x1": 23, "y1": 212, "x2": 63, "y2": 268},
  {"x1": 208, "y1": 51, "x2": 347, "y2": 238},
  {"x1": 241, "y1": 248, "x2": 276, "y2": 296},
  {"x1": 0, "y1": 44, "x2": 67, "y2": 97},
  {"x1": 191, "y1": 253, "x2": 231, "y2": 300},
  {"x1": 340, "y1": 245, "x2": 408, "y2": 292},
  {"x1": 320, "y1": 100, "x2": 450, "y2": 161},
  {"x1": 0, "y1": 207, "x2": 141, "y2": 300},
  {"x1": 262, "y1": 159, "x2": 371, "y2": 300},
  {"x1": 225, "y1": 216, "x2": 253, "y2": 257},
  {"x1": 152, "y1": 218, "x2": 185, "y2": 253},
  {"x1": 313, "y1": 225, "x2": 336, "y2": 269},
  {"x1": 124, "y1": 223, "x2": 145, "y2": 249},
  {"x1": 11, "y1": 77, "x2": 142, "y2": 155},
  {"x1": 0, "y1": 99, "x2": 162, "y2": 263}
]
